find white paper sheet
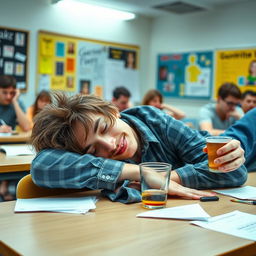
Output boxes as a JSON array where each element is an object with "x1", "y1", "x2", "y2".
[
  {"x1": 136, "y1": 203, "x2": 210, "y2": 221},
  {"x1": 191, "y1": 211, "x2": 256, "y2": 241},
  {"x1": 15, "y1": 196, "x2": 97, "y2": 214},
  {"x1": 213, "y1": 186, "x2": 256, "y2": 200},
  {"x1": 1, "y1": 144, "x2": 35, "y2": 156}
]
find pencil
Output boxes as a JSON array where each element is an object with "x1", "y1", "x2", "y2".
[{"x1": 230, "y1": 199, "x2": 256, "y2": 205}]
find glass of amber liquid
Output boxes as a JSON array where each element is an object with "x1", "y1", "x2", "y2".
[
  {"x1": 206, "y1": 136, "x2": 232, "y2": 173},
  {"x1": 140, "y1": 162, "x2": 171, "y2": 209}
]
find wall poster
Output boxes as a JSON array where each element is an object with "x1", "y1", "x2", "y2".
[
  {"x1": 157, "y1": 51, "x2": 213, "y2": 99},
  {"x1": 38, "y1": 30, "x2": 140, "y2": 101},
  {"x1": 0, "y1": 26, "x2": 29, "y2": 91},
  {"x1": 215, "y1": 47, "x2": 256, "y2": 97}
]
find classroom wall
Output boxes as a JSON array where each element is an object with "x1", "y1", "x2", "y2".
[
  {"x1": 148, "y1": 0, "x2": 256, "y2": 118},
  {"x1": 0, "y1": 0, "x2": 152, "y2": 108},
  {"x1": 1, "y1": 0, "x2": 256, "y2": 117}
]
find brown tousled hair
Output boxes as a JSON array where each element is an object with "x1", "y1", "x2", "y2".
[
  {"x1": 32, "y1": 90, "x2": 52, "y2": 118},
  {"x1": 31, "y1": 92, "x2": 118, "y2": 154},
  {"x1": 142, "y1": 89, "x2": 163, "y2": 105}
]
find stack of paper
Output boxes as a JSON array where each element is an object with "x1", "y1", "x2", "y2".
[
  {"x1": 213, "y1": 186, "x2": 256, "y2": 200},
  {"x1": 15, "y1": 196, "x2": 97, "y2": 214},
  {"x1": 1, "y1": 144, "x2": 35, "y2": 156},
  {"x1": 136, "y1": 203, "x2": 210, "y2": 221}
]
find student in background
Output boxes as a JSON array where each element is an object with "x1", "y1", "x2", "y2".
[
  {"x1": 30, "y1": 93, "x2": 247, "y2": 204},
  {"x1": 199, "y1": 82, "x2": 243, "y2": 135},
  {"x1": 111, "y1": 86, "x2": 132, "y2": 112},
  {"x1": 0, "y1": 75, "x2": 31, "y2": 133},
  {"x1": 246, "y1": 60, "x2": 256, "y2": 85},
  {"x1": 142, "y1": 89, "x2": 185, "y2": 120},
  {"x1": 240, "y1": 90, "x2": 256, "y2": 113},
  {"x1": 27, "y1": 90, "x2": 52, "y2": 127}
]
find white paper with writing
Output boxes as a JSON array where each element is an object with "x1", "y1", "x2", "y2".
[
  {"x1": 191, "y1": 211, "x2": 256, "y2": 241},
  {"x1": 213, "y1": 186, "x2": 256, "y2": 200}
]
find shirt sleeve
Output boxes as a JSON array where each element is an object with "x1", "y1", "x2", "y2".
[
  {"x1": 164, "y1": 117, "x2": 247, "y2": 189},
  {"x1": 31, "y1": 149, "x2": 141, "y2": 203}
]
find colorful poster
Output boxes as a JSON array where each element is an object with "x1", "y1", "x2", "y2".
[
  {"x1": 39, "y1": 56, "x2": 52, "y2": 74},
  {"x1": 56, "y1": 42, "x2": 65, "y2": 57},
  {"x1": 215, "y1": 48, "x2": 256, "y2": 97},
  {"x1": 66, "y1": 58, "x2": 75, "y2": 72},
  {"x1": 40, "y1": 38, "x2": 54, "y2": 56},
  {"x1": 157, "y1": 51, "x2": 213, "y2": 99},
  {"x1": 0, "y1": 27, "x2": 29, "y2": 91},
  {"x1": 105, "y1": 47, "x2": 140, "y2": 102}
]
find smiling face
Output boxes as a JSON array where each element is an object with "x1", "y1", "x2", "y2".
[{"x1": 73, "y1": 114, "x2": 139, "y2": 161}]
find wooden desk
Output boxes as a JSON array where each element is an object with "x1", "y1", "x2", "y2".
[
  {"x1": 0, "y1": 173, "x2": 255, "y2": 256},
  {"x1": 0, "y1": 154, "x2": 34, "y2": 173},
  {"x1": 0, "y1": 131, "x2": 31, "y2": 144}
]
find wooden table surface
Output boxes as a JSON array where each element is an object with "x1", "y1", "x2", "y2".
[
  {"x1": 0, "y1": 154, "x2": 34, "y2": 173},
  {"x1": 0, "y1": 131, "x2": 31, "y2": 144},
  {"x1": 0, "y1": 173, "x2": 255, "y2": 256}
]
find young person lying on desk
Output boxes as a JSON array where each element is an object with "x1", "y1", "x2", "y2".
[{"x1": 30, "y1": 93, "x2": 249, "y2": 204}]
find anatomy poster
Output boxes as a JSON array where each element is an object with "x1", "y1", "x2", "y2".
[{"x1": 157, "y1": 51, "x2": 213, "y2": 99}]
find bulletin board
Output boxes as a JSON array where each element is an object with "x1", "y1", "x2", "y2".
[
  {"x1": 157, "y1": 51, "x2": 213, "y2": 99},
  {"x1": 215, "y1": 47, "x2": 256, "y2": 97},
  {"x1": 37, "y1": 30, "x2": 140, "y2": 102},
  {"x1": 0, "y1": 26, "x2": 29, "y2": 91}
]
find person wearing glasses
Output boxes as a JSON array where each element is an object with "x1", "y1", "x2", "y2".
[{"x1": 199, "y1": 82, "x2": 243, "y2": 135}]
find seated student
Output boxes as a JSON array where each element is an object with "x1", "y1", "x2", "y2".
[
  {"x1": 30, "y1": 93, "x2": 248, "y2": 203},
  {"x1": 240, "y1": 90, "x2": 256, "y2": 114},
  {"x1": 199, "y1": 82, "x2": 243, "y2": 135},
  {"x1": 27, "y1": 90, "x2": 52, "y2": 127},
  {"x1": 142, "y1": 89, "x2": 185, "y2": 120},
  {"x1": 0, "y1": 75, "x2": 31, "y2": 132},
  {"x1": 111, "y1": 86, "x2": 132, "y2": 112}
]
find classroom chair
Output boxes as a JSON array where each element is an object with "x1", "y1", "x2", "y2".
[{"x1": 16, "y1": 174, "x2": 88, "y2": 199}]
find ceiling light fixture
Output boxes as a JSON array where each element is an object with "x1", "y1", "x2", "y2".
[{"x1": 52, "y1": 0, "x2": 136, "y2": 21}]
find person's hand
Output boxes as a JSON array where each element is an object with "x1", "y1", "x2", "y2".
[
  {"x1": 168, "y1": 180, "x2": 216, "y2": 199},
  {"x1": 0, "y1": 125, "x2": 12, "y2": 133},
  {"x1": 227, "y1": 110, "x2": 242, "y2": 120},
  {"x1": 203, "y1": 139, "x2": 245, "y2": 172},
  {"x1": 12, "y1": 88, "x2": 20, "y2": 103}
]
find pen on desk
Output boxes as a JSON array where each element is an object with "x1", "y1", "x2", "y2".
[
  {"x1": 231, "y1": 199, "x2": 256, "y2": 205},
  {"x1": 0, "y1": 119, "x2": 6, "y2": 125}
]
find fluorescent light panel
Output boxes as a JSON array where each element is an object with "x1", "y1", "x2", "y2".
[{"x1": 54, "y1": 0, "x2": 136, "y2": 21}]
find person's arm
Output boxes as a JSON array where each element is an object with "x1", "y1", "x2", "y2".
[
  {"x1": 31, "y1": 148, "x2": 215, "y2": 202},
  {"x1": 200, "y1": 121, "x2": 225, "y2": 135},
  {"x1": 12, "y1": 89, "x2": 32, "y2": 131},
  {"x1": 161, "y1": 103, "x2": 186, "y2": 120}
]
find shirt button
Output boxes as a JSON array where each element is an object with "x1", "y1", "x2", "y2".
[
  {"x1": 106, "y1": 175, "x2": 110, "y2": 180},
  {"x1": 102, "y1": 175, "x2": 106, "y2": 179}
]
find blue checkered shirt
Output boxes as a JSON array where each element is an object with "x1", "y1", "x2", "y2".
[{"x1": 31, "y1": 106, "x2": 247, "y2": 203}]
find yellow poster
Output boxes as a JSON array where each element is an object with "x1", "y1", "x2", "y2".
[
  {"x1": 51, "y1": 76, "x2": 65, "y2": 90},
  {"x1": 40, "y1": 37, "x2": 54, "y2": 56},
  {"x1": 39, "y1": 56, "x2": 53, "y2": 74},
  {"x1": 94, "y1": 85, "x2": 103, "y2": 98},
  {"x1": 215, "y1": 48, "x2": 256, "y2": 97}
]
